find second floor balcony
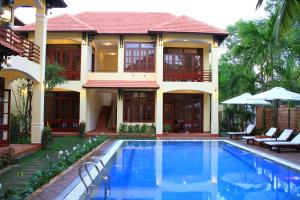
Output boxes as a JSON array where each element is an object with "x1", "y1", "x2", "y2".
[
  {"x1": 163, "y1": 48, "x2": 212, "y2": 82},
  {"x1": 0, "y1": 28, "x2": 40, "y2": 64}
]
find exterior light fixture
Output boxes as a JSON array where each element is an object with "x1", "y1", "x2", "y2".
[
  {"x1": 103, "y1": 42, "x2": 112, "y2": 46},
  {"x1": 0, "y1": 0, "x2": 14, "y2": 27}
]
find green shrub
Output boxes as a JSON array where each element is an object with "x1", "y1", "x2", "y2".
[
  {"x1": 118, "y1": 123, "x2": 156, "y2": 134},
  {"x1": 78, "y1": 122, "x2": 86, "y2": 138},
  {"x1": 139, "y1": 124, "x2": 147, "y2": 133},
  {"x1": 118, "y1": 123, "x2": 127, "y2": 133},
  {"x1": 41, "y1": 126, "x2": 53, "y2": 149},
  {"x1": 127, "y1": 124, "x2": 134, "y2": 133},
  {"x1": 10, "y1": 114, "x2": 20, "y2": 143},
  {"x1": 133, "y1": 124, "x2": 140, "y2": 133},
  {"x1": 150, "y1": 124, "x2": 156, "y2": 134},
  {"x1": 163, "y1": 124, "x2": 171, "y2": 132},
  {"x1": 0, "y1": 148, "x2": 16, "y2": 169}
]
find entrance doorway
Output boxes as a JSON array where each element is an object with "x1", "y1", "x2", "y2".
[
  {"x1": 0, "y1": 78, "x2": 10, "y2": 147},
  {"x1": 163, "y1": 93, "x2": 203, "y2": 133}
]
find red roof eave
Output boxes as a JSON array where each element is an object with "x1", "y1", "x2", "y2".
[{"x1": 83, "y1": 80, "x2": 159, "y2": 89}]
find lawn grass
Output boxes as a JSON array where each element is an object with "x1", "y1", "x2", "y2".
[{"x1": 0, "y1": 136, "x2": 88, "y2": 193}]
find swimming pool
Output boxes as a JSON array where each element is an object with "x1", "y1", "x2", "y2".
[{"x1": 73, "y1": 141, "x2": 300, "y2": 200}]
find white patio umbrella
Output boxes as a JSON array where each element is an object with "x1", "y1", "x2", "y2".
[
  {"x1": 222, "y1": 93, "x2": 271, "y2": 105},
  {"x1": 248, "y1": 87, "x2": 300, "y2": 128},
  {"x1": 249, "y1": 87, "x2": 300, "y2": 101},
  {"x1": 222, "y1": 93, "x2": 270, "y2": 124}
]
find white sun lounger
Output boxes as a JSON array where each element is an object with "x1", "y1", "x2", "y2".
[
  {"x1": 265, "y1": 133, "x2": 300, "y2": 153},
  {"x1": 227, "y1": 124, "x2": 255, "y2": 139},
  {"x1": 242, "y1": 127, "x2": 277, "y2": 144},
  {"x1": 253, "y1": 129, "x2": 293, "y2": 145}
]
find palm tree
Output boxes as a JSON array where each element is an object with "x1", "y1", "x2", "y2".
[{"x1": 256, "y1": 0, "x2": 300, "y2": 40}]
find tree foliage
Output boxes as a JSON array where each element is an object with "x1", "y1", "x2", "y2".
[
  {"x1": 257, "y1": 0, "x2": 300, "y2": 40},
  {"x1": 12, "y1": 78, "x2": 33, "y2": 136},
  {"x1": 44, "y1": 63, "x2": 67, "y2": 91}
]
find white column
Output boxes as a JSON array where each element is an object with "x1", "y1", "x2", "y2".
[
  {"x1": 155, "y1": 36, "x2": 164, "y2": 134},
  {"x1": 79, "y1": 40, "x2": 92, "y2": 123},
  {"x1": 211, "y1": 48, "x2": 220, "y2": 134},
  {"x1": 31, "y1": 8, "x2": 47, "y2": 144},
  {"x1": 155, "y1": 90, "x2": 163, "y2": 134},
  {"x1": 117, "y1": 37, "x2": 124, "y2": 73},
  {"x1": 116, "y1": 90, "x2": 123, "y2": 132}
]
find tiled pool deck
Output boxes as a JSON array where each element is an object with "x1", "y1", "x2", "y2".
[{"x1": 28, "y1": 138, "x2": 300, "y2": 200}]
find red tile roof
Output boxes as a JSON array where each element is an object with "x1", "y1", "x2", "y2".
[
  {"x1": 16, "y1": 14, "x2": 96, "y2": 32},
  {"x1": 15, "y1": 12, "x2": 228, "y2": 36},
  {"x1": 83, "y1": 80, "x2": 159, "y2": 89},
  {"x1": 149, "y1": 15, "x2": 228, "y2": 35}
]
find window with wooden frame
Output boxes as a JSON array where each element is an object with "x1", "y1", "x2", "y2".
[
  {"x1": 124, "y1": 43, "x2": 155, "y2": 72},
  {"x1": 123, "y1": 91, "x2": 155, "y2": 122},
  {"x1": 46, "y1": 45, "x2": 81, "y2": 80}
]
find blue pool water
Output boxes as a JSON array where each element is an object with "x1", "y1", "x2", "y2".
[{"x1": 89, "y1": 141, "x2": 300, "y2": 200}]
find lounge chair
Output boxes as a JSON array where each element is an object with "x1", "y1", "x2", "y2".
[
  {"x1": 227, "y1": 124, "x2": 255, "y2": 139},
  {"x1": 242, "y1": 127, "x2": 277, "y2": 144},
  {"x1": 253, "y1": 129, "x2": 293, "y2": 146},
  {"x1": 265, "y1": 133, "x2": 300, "y2": 153}
]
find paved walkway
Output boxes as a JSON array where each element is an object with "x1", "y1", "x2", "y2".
[
  {"x1": 230, "y1": 138, "x2": 300, "y2": 166},
  {"x1": 0, "y1": 144, "x2": 40, "y2": 158}
]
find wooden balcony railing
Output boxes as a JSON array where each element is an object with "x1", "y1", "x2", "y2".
[
  {"x1": 61, "y1": 70, "x2": 81, "y2": 80},
  {"x1": 163, "y1": 70, "x2": 212, "y2": 82},
  {"x1": 0, "y1": 28, "x2": 40, "y2": 64}
]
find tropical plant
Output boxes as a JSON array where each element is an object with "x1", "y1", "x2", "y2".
[
  {"x1": 11, "y1": 78, "x2": 33, "y2": 136},
  {"x1": 0, "y1": 148, "x2": 16, "y2": 169},
  {"x1": 256, "y1": 0, "x2": 300, "y2": 40},
  {"x1": 78, "y1": 122, "x2": 86, "y2": 138},
  {"x1": 41, "y1": 126, "x2": 53, "y2": 149}
]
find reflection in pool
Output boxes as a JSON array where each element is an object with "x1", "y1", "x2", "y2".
[{"x1": 88, "y1": 141, "x2": 300, "y2": 200}]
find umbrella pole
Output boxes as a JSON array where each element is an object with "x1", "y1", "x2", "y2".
[
  {"x1": 272, "y1": 100, "x2": 279, "y2": 128},
  {"x1": 288, "y1": 100, "x2": 290, "y2": 128}
]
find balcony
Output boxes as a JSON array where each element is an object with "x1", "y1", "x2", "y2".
[
  {"x1": 163, "y1": 70, "x2": 212, "y2": 82},
  {"x1": 0, "y1": 28, "x2": 40, "y2": 64}
]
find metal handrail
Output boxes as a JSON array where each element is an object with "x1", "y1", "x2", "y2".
[
  {"x1": 78, "y1": 162, "x2": 102, "y2": 194},
  {"x1": 78, "y1": 157, "x2": 111, "y2": 198},
  {"x1": 87, "y1": 157, "x2": 111, "y2": 196}
]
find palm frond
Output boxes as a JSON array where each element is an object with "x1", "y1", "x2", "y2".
[{"x1": 256, "y1": 0, "x2": 264, "y2": 10}]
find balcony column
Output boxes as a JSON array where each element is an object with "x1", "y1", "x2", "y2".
[
  {"x1": 117, "y1": 36, "x2": 124, "y2": 73},
  {"x1": 31, "y1": 8, "x2": 47, "y2": 144},
  {"x1": 210, "y1": 47, "x2": 220, "y2": 134},
  {"x1": 155, "y1": 35, "x2": 163, "y2": 134},
  {"x1": 80, "y1": 38, "x2": 92, "y2": 123},
  {"x1": 116, "y1": 90, "x2": 123, "y2": 132}
]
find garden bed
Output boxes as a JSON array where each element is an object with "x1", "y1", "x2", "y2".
[{"x1": 0, "y1": 136, "x2": 107, "y2": 200}]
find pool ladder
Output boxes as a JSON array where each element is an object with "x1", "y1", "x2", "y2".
[{"x1": 78, "y1": 156, "x2": 111, "y2": 198}]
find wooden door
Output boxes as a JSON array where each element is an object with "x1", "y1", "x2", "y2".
[{"x1": 0, "y1": 89, "x2": 10, "y2": 147}]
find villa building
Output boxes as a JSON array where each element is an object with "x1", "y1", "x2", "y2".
[
  {"x1": 0, "y1": 0, "x2": 67, "y2": 146},
  {"x1": 14, "y1": 12, "x2": 228, "y2": 138}
]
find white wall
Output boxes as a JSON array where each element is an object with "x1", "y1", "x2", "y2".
[{"x1": 86, "y1": 89, "x2": 103, "y2": 131}]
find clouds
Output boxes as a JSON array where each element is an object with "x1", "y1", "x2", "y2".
[{"x1": 14, "y1": 0, "x2": 266, "y2": 29}]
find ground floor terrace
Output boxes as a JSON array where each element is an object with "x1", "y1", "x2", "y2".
[{"x1": 42, "y1": 86, "x2": 218, "y2": 136}]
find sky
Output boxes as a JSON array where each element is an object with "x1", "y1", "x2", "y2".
[{"x1": 14, "y1": 0, "x2": 267, "y2": 29}]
